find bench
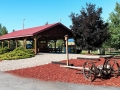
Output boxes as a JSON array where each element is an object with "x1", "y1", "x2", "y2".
[
  {"x1": 77, "y1": 57, "x2": 100, "y2": 61},
  {"x1": 51, "y1": 61, "x2": 74, "y2": 66}
]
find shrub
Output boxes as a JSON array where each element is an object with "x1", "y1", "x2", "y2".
[
  {"x1": 0, "y1": 47, "x2": 10, "y2": 54},
  {"x1": 0, "y1": 47, "x2": 34, "y2": 60},
  {"x1": 13, "y1": 47, "x2": 24, "y2": 51}
]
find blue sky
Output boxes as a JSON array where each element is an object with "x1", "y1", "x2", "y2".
[{"x1": 0, "y1": 0, "x2": 119, "y2": 33}]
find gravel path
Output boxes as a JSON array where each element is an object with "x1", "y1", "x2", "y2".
[{"x1": 0, "y1": 53, "x2": 100, "y2": 71}]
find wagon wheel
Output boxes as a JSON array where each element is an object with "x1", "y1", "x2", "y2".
[
  {"x1": 83, "y1": 61, "x2": 96, "y2": 82},
  {"x1": 106, "y1": 59, "x2": 120, "y2": 77}
]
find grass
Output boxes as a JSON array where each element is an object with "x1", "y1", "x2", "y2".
[
  {"x1": 81, "y1": 50, "x2": 120, "y2": 55},
  {"x1": 81, "y1": 50, "x2": 98, "y2": 54}
]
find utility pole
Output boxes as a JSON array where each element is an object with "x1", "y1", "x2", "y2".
[
  {"x1": 23, "y1": 19, "x2": 25, "y2": 29},
  {"x1": 60, "y1": 18, "x2": 61, "y2": 23}
]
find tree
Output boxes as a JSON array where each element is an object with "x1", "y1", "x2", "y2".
[
  {"x1": 0, "y1": 24, "x2": 2, "y2": 35},
  {"x1": 1, "y1": 26, "x2": 8, "y2": 35},
  {"x1": 0, "y1": 24, "x2": 8, "y2": 36},
  {"x1": 107, "y1": 2, "x2": 120, "y2": 49},
  {"x1": 45, "y1": 22, "x2": 48, "y2": 25},
  {"x1": 56, "y1": 40, "x2": 64, "y2": 48},
  {"x1": 0, "y1": 24, "x2": 8, "y2": 48},
  {"x1": 13, "y1": 29, "x2": 15, "y2": 32},
  {"x1": 69, "y1": 3, "x2": 110, "y2": 53}
]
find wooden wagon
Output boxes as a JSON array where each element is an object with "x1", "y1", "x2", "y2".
[{"x1": 60, "y1": 55, "x2": 120, "y2": 82}]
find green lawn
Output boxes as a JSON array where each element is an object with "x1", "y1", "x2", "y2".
[
  {"x1": 81, "y1": 50, "x2": 98, "y2": 54},
  {"x1": 81, "y1": 50, "x2": 120, "y2": 55}
]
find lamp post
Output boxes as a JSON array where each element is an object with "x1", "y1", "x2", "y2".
[{"x1": 23, "y1": 19, "x2": 25, "y2": 29}]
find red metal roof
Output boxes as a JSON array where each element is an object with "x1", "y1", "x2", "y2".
[{"x1": 0, "y1": 22, "x2": 71, "y2": 40}]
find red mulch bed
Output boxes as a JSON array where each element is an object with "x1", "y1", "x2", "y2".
[{"x1": 6, "y1": 58, "x2": 120, "y2": 87}]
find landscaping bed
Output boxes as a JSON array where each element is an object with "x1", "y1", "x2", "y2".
[{"x1": 6, "y1": 58, "x2": 120, "y2": 87}]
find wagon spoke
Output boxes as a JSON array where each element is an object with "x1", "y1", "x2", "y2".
[
  {"x1": 83, "y1": 61, "x2": 96, "y2": 82},
  {"x1": 106, "y1": 59, "x2": 119, "y2": 77},
  {"x1": 111, "y1": 62, "x2": 115, "y2": 68}
]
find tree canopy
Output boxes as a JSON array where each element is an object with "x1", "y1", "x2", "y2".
[
  {"x1": 69, "y1": 3, "x2": 110, "y2": 53},
  {"x1": 0, "y1": 24, "x2": 8, "y2": 48},
  {"x1": 45, "y1": 22, "x2": 48, "y2": 25},
  {"x1": 107, "y1": 2, "x2": 120, "y2": 49},
  {"x1": 0, "y1": 24, "x2": 8, "y2": 36}
]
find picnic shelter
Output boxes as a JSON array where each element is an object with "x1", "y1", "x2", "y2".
[{"x1": 0, "y1": 22, "x2": 73, "y2": 54}]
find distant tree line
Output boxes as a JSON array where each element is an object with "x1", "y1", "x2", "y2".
[{"x1": 106, "y1": 2, "x2": 120, "y2": 50}]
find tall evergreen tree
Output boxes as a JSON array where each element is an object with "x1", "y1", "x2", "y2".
[
  {"x1": 45, "y1": 22, "x2": 48, "y2": 25},
  {"x1": 1, "y1": 26, "x2": 8, "y2": 35},
  {"x1": 69, "y1": 3, "x2": 110, "y2": 53},
  {"x1": 108, "y1": 2, "x2": 120, "y2": 49},
  {"x1": 0, "y1": 24, "x2": 8, "y2": 35},
  {"x1": 0, "y1": 24, "x2": 2, "y2": 35},
  {"x1": 0, "y1": 24, "x2": 8, "y2": 48}
]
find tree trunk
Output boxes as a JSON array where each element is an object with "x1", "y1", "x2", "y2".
[
  {"x1": 98, "y1": 48, "x2": 100, "y2": 54},
  {"x1": 88, "y1": 50, "x2": 90, "y2": 54}
]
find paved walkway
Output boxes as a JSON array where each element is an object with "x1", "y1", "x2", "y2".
[{"x1": 0, "y1": 72, "x2": 120, "y2": 90}]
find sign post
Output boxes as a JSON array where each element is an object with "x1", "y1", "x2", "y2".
[{"x1": 65, "y1": 35, "x2": 69, "y2": 66}]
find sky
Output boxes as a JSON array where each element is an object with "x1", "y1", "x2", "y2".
[{"x1": 0, "y1": 0, "x2": 120, "y2": 33}]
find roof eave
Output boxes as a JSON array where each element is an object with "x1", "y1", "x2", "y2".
[{"x1": 0, "y1": 34, "x2": 33, "y2": 40}]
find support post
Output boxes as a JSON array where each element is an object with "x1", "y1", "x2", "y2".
[
  {"x1": 15, "y1": 39, "x2": 18, "y2": 48},
  {"x1": 46, "y1": 40, "x2": 48, "y2": 47},
  {"x1": 34, "y1": 37, "x2": 37, "y2": 54},
  {"x1": 22, "y1": 39, "x2": 24, "y2": 48},
  {"x1": 63, "y1": 39, "x2": 66, "y2": 53},
  {"x1": 23, "y1": 38, "x2": 27, "y2": 49},
  {"x1": 54, "y1": 40, "x2": 57, "y2": 49},
  {"x1": 2, "y1": 41, "x2": 4, "y2": 48},
  {"x1": 8, "y1": 40, "x2": 10, "y2": 48},
  {"x1": 64, "y1": 35, "x2": 69, "y2": 66}
]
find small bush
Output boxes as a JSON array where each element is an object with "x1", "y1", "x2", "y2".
[
  {"x1": 0, "y1": 47, "x2": 10, "y2": 54},
  {"x1": 0, "y1": 47, "x2": 34, "y2": 60},
  {"x1": 13, "y1": 47, "x2": 25, "y2": 51}
]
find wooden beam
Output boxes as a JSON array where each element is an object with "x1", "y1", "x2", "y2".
[
  {"x1": 34, "y1": 37, "x2": 37, "y2": 54},
  {"x1": 60, "y1": 65, "x2": 89, "y2": 70},
  {"x1": 2, "y1": 41, "x2": 4, "y2": 48},
  {"x1": 37, "y1": 35, "x2": 41, "y2": 40},
  {"x1": 23, "y1": 39, "x2": 24, "y2": 47},
  {"x1": 24, "y1": 38, "x2": 27, "y2": 49},
  {"x1": 8, "y1": 40, "x2": 10, "y2": 48},
  {"x1": 64, "y1": 35, "x2": 69, "y2": 66},
  {"x1": 15, "y1": 39, "x2": 18, "y2": 48},
  {"x1": 54, "y1": 40, "x2": 57, "y2": 49},
  {"x1": 46, "y1": 40, "x2": 48, "y2": 47}
]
